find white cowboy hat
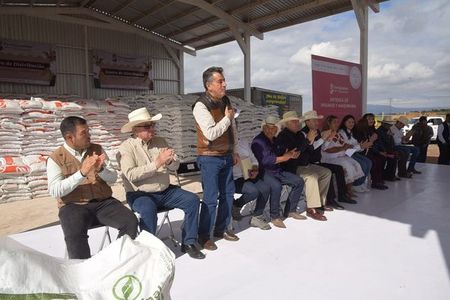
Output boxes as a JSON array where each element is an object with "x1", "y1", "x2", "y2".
[
  {"x1": 261, "y1": 115, "x2": 281, "y2": 130},
  {"x1": 121, "y1": 107, "x2": 162, "y2": 133},
  {"x1": 279, "y1": 111, "x2": 303, "y2": 124},
  {"x1": 396, "y1": 116, "x2": 409, "y2": 125},
  {"x1": 381, "y1": 115, "x2": 396, "y2": 124},
  {"x1": 302, "y1": 110, "x2": 323, "y2": 121}
]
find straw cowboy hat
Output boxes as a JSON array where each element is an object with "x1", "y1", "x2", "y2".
[
  {"x1": 302, "y1": 110, "x2": 323, "y2": 121},
  {"x1": 261, "y1": 115, "x2": 281, "y2": 130},
  {"x1": 121, "y1": 107, "x2": 162, "y2": 133},
  {"x1": 381, "y1": 115, "x2": 396, "y2": 124},
  {"x1": 396, "y1": 116, "x2": 409, "y2": 125},
  {"x1": 279, "y1": 111, "x2": 303, "y2": 124}
]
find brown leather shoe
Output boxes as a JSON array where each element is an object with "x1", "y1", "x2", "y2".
[
  {"x1": 198, "y1": 237, "x2": 218, "y2": 251},
  {"x1": 306, "y1": 209, "x2": 327, "y2": 221},
  {"x1": 288, "y1": 212, "x2": 307, "y2": 220},
  {"x1": 322, "y1": 205, "x2": 334, "y2": 212},
  {"x1": 271, "y1": 218, "x2": 287, "y2": 228},
  {"x1": 214, "y1": 230, "x2": 239, "y2": 241}
]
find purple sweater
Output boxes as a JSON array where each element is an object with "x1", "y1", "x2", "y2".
[{"x1": 251, "y1": 132, "x2": 282, "y2": 175}]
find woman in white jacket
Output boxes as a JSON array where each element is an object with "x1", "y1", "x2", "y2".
[
  {"x1": 338, "y1": 115, "x2": 372, "y2": 193},
  {"x1": 321, "y1": 115, "x2": 365, "y2": 198}
]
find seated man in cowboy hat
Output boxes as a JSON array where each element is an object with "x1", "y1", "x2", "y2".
[
  {"x1": 276, "y1": 111, "x2": 334, "y2": 221},
  {"x1": 47, "y1": 116, "x2": 138, "y2": 259},
  {"x1": 389, "y1": 116, "x2": 421, "y2": 174},
  {"x1": 300, "y1": 110, "x2": 356, "y2": 205},
  {"x1": 251, "y1": 115, "x2": 305, "y2": 228},
  {"x1": 118, "y1": 107, "x2": 205, "y2": 259},
  {"x1": 375, "y1": 116, "x2": 410, "y2": 179}
]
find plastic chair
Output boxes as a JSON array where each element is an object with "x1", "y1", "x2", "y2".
[{"x1": 134, "y1": 210, "x2": 179, "y2": 247}]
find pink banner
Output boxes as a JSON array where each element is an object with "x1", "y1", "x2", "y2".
[{"x1": 312, "y1": 55, "x2": 362, "y2": 122}]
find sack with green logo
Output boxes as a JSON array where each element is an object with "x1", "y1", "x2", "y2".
[{"x1": 0, "y1": 231, "x2": 175, "y2": 300}]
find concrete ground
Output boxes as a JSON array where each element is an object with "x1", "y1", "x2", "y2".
[{"x1": 7, "y1": 162, "x2": 450, "y2": 300}]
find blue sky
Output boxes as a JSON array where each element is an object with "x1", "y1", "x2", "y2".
[{"x1": 184, "y1": 0, "x2": 450, "y2": 111}]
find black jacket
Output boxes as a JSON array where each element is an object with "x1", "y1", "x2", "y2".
[{"x1": 276, "y1": 128, "x2": 313, "y2": 174}]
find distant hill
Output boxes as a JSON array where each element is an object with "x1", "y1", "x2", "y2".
[{"x1": 367, "y1": 104, "x2": 448, "y2": 115}]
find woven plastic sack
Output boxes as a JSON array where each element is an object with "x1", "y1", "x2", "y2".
[{"x1": 0, "y1": 232, "x2": 175, "y2": 299}]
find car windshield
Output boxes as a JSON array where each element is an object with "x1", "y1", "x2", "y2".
[{"x1": 409, "y1": 118, "x2": 419, "y2": 125}]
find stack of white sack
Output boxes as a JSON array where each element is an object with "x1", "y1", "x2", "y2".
[
  {"x1": 101, "y1": 98, "x2": 131, "y2": 170},
  {"x1": 0, "y1": 99, "x2": 31, "y2": 202},
  {"x1": 0, "y1": 158, "x2": 31, "y2": 203},
  {"x1": 0, "y1": 99, "x2": 24, "y2": 157}
]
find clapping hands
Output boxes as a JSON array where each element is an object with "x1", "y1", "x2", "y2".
[
  {"x1": 283, "y1": 148, "x2": 301, "y2": 160},
  {"x1": 80, "y1": 152, "x2": 106, "y2": 176}
]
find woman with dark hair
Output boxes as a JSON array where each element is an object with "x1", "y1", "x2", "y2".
[
  {"x1": 321, "y1": 115, "x2": 365, "y2": 198},
  {"x1": 353, "y1": 113, "x2": 388, "y2": 190},
  {"x1": 338, "y1": 115, "x2": 373, "y2": 193}
]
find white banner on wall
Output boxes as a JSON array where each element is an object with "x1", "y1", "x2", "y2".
[
  {"x1": 0, "y1": 39, "x2": 56, "y2": 86},
  {"x1": 92, "y1": 50, "x2": 153, "y2": 90}
]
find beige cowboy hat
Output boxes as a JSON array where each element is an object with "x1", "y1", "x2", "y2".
[
  {"x1": 381, "y1": 115, "x2": 396, "y2": 124},
  {"x1": 396, "y1": 116, "x2": 409, "y2": 125},
  {"x1": 302, "y1": 110, "x2": 323, "y2": 121},
  {"x1": 121, "y1": 107, "x2": 162, "y2": 133},
  {"x1": 261, "y1": 115, "x2": 281, "y2": 130},
  {"x1": 279, "y1": 111, "x2": 303, "y2": 124}
]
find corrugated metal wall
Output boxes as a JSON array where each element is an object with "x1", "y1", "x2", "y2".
[{"x1": 0, "y1": 15, "x2": 182, "y2": 99}]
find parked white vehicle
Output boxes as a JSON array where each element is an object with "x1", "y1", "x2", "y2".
[{"x1": 404, "y1": 116, "x2": 445, "y2": 142}]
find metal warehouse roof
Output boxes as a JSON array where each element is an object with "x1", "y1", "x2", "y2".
[{"x1": 0, "y1": 0, "x2": 386, "y2": 55}]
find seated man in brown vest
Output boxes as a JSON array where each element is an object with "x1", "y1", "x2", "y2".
[{"x1": 47, "y1": 116, "x2": 138, "y2": 259}]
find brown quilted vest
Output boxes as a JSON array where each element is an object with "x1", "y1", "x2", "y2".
[
  {"x1": 49, "y1": 144, "x2": 112, "y2": 207},
  {"x1": 193, "y1": 94, "x2": 234, "y2": 156}
]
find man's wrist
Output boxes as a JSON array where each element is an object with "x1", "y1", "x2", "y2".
[
  {"x1": 80, "y1": 170, "x2": 87, "y2": 177},
  {"x1": 155, "y1": 157, "x2": 163, "y2": 168}
]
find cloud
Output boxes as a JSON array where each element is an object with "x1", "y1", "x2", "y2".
[
  {"x1": 289, "y1": 38, "x2": 357, "y2": 65},
  {"x1": 184, "y1": 0, "x2": 450, "y2": 111},
  {"x1": 369, "y1": 62, "x2": 434, "y2": 82}
]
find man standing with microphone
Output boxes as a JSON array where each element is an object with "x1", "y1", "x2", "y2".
[{"x1": 192, "y1": 66, "x2": 240, "y2": 251}]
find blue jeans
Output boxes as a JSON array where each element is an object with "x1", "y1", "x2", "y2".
[
  {"x1": 126, "y1": 185, "x2": 200, "y2": 245},
  {"x1": 234, "y1": 178, "x2": 270, "y2": 217},
  {"x1": 197, "y1": 154, "x2": 235, "y2": 238},
  {"x1": 352, "y1": 152, "x2": 372, "y2": 186},
  {"x1": 394, "y1": 145, "x2": 420, "y2": 171},
  {"x1": 263, "y1": 171, "x2": 304, "y2": 219}
]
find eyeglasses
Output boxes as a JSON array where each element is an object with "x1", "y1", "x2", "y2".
[{"x1": 135, "y1": 123, "x2": 155, "y2": 129}]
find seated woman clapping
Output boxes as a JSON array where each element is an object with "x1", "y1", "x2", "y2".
[
  {"x1": 321, "y1": 115, "x2": 365, "y2": 199},
  {"x1": 338, "y1": 115, "x2": 373, "y2": 193}
]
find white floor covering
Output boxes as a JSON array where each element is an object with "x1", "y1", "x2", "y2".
[{"x1": 9, "y1": 162, "x2": 450, "y2": 300}]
